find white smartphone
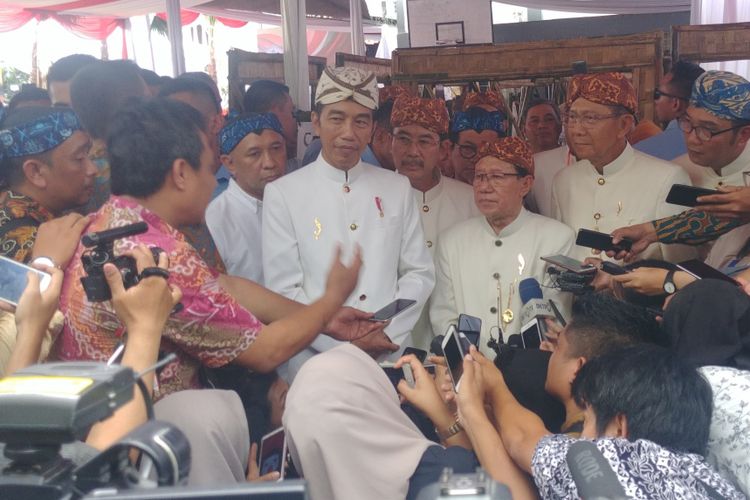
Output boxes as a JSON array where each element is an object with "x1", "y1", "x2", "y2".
[
  {"x1": 540, "y1": 254, "x2": 597, "y2": 274},
  {"x1": 258, "y1": 427, "x2": 289, "y2": 481},
  {"x1": 0, "y1": 255, "x2": 51, "y2": 306},
  {"x1": 441, "y1": 325, "x2": 467, "y2": 392}
]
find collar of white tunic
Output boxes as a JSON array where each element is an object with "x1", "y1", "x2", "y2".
[
  {"x1": 414, "y1": 175, "x2": 445, "y2": 204},
  {"x1": 481, "y1": 206, "x2": 530, "y2": 238},
  {"x1": 582, "y1": 142, "x2": 634, "y2": 178},
  {"x1": 226, "y1": 177, "x2": 262, "y2": 214},
  {"x1": 714, "y1": 141, "x2": 750, "y2": 179},
  {"x1": 312, "y1": 154, "x2": 365, "y2": 185}
]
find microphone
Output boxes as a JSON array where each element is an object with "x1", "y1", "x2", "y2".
[
  {"x1": 519, "y1": 278, "x2": 554, "y2": 348},
  {"x1": 566, "y1": 441, "x2": 628, "y2": 500}
]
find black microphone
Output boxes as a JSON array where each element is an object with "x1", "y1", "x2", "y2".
[{"x1": 566, "y1": 441, "x2": 628, "y2": 500}]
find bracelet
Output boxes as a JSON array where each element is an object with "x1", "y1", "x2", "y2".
[{"x1": 436, "y1": 418, "x2": 463, "y2": 441}]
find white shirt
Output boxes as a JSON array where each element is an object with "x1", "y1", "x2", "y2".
[
  {"x1": 526, "y1": 145, "x2": 573, "y2": 218},
  {"x1": 263, "y1": 155, "x2": 435, "y2": 376},
  {"x1": 410, "y1": 175, "x2": 478, "y2": 349},
  {"x1": 430, "y1": 209, "x2": 574, "y2": 356},
  {"x1": 205, "y1": 178, "x2": 264, "y2": 283},
  {"x1": 413, "y1": 175, "x2": 479, "y2": 256},
  {"x1": 675, "y1": 142, "x2": 750, "y2": 189},
  {"x1": 551, "y1": 143, "x2": 696, "y2": 262}
]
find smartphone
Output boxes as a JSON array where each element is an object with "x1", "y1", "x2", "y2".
[
  {"x1": 258, "y1": 427, "x2": 287, "y2": 481},
  {"x1": 541, "y1": 254, "x2": 597, "y2": 274},
  {"x1": 457, "y1": 314, "x2": 482, "y2": 347},
  {"x1": 575, "y1": 229, "x2": 632, "y2": 253},
  {"x1": 380, "y1": 361, "x2": 417, "y2": 389},
  {"x1": 0, "y1": 255, "x2": 52, "y2": 306},
  {"x1": 601, "y1": 261, "x2": 629, "y2": 276},
  {"x1": 676, "y1": 259, "x2": 739, "y2": 285},
  {"x1": 441, "y1": 325, "x2": 467, "y2": 392},
  {"x1": 403, "y1": 346, "x2": 427, "y2": 363},
  {"x1": 369, "y1": 298, "x2": 417, "y2": 322},
  {"x1": 666, "y1": 184, "x2": 720, "y2": 207},
  {"x1": 520, "y1": 318, "x2": 543, "y2": 349}
]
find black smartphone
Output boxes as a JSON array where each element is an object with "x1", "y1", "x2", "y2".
[
  {"x1": 676, "y1": 259, "x2": 739, "y2": 285},
  {"x1": 441, "y1": 325, "x2": 466, "y2": 391},
  {"x1": 403, "y1": 347, "x2": 427, "y2": 363},
  {"x1": 369, "y1": 299, "x2": 417, "y2": 322},
  {"x1": 541, "y1": 254, "x2": 597, "y2": 274},
  {"x1": 666, "y1": 184, "x2": 720, "y2": 207},
  {"x1": 457, "y1": 314, "x2": 481, "y2": 347},
  {"x1": 601, "y1": 261, "x2": 629, "y2": 276},
  {"x1": 576, "y1": 228, "x2": 632, "y2": 253}
]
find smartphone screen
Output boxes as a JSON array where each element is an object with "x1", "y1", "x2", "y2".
[
  {"x1": 458, "y1": 314, "x2": 481, "y2": 347},
  {"x1": 541, "y1": 254, "x2": 596, "y2": 274},
  {"x1": 0, "y1": 256, "x2": 51, "y2": 306},
  {"x1": 370, "y1": 299, "x2": 417, "y2": 322},
  {"x1": 259, "y1": 427, "x2": 286, "y2": 480},
  {"x1": 441, "y1": 326, "x2": 466, "y2": 391},
  {"x1": 520, "y1": 319, "x2": 543, "y2": 349}
]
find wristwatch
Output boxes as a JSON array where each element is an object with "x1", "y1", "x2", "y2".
[
  {"x1": 436, "y1": 419, "x2": 463, "y2": 441},
  {"x1": 663, "y1": 269, "x2": 677, "y2": 295}
]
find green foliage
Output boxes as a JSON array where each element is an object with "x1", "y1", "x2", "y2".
[{"x1": 1, "y1": 66, "x2": 31, "y2": 103}]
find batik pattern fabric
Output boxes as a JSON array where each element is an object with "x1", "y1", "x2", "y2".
[
  {"x1": 451, "y1": 107, "x2": 506, "y2": 136},
  {"x1": 391, "y1": 96, "x2": 450, "y2": 135},
  {"x1": 692, "y1": 70, "x2": 750, "y2": 122},
  {"x1": 219, "y1": 113, "x2": 284, "y2": 155},
  {"x1": 179, "y1": 221, "x2": 227, "y2": 274},
  {"x1": 566, "y1": 72, "x2": 638, "y2": 115},
  {"x1": 0, "y1": 108, "x2": 81, "y2": 160},
  {"x1": 462, "y1": 91, "x2": 507, "y2": 113},
  {"x1": 700, "y1": 365, "x2": 750, "y2": 496},
  {"x1": 653, "y1": 210, "x2": 741, "y2": 245},
  {"x1": 532, "y1": 434, "x2": 745, "y2": 500},
  {"x1": 0, "y1": 190, "x2": 54, "y2": 263},
  {"x1": 477, "y1": 137, "x2": 535, "y2": 175},
  {"x1": 315, "y1": 66, "x2": 379, "y2": 110},
  {"x1": 379, "y1": 85, "x2": 412, "y2": 104},
  {"x1": 53, "y1": 195, "x2": 260, "y2": 400}
]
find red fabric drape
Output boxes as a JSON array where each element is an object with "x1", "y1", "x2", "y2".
[
  {"x1": 156, "y1": 11, "x2": 248, "y2": 28},
  {"x1": 0, "y1": 8, "x2": 36, "y2": 32},
  {"x1": 0, "y1": 7, "x2": 123, "y2": 40}
]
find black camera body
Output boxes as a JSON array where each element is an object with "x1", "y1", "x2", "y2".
[{"x1": 80, "y1": 222, "x2": 164, "y2": 302}]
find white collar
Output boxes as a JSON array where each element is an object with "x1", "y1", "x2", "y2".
[
  {"x1": 226, "y1": 178, "x2": 262, "y2": 214},
  {"x1": 716, "y1": 142, "x2": 750, "y2": 178},
  {"x1": 482, "y1": 207, "x2": 529, "y2": 238},
  {"x1": 313, "y1": 154, "x2": 365, "y2": 185}
]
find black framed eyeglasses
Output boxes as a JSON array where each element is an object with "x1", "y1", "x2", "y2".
[
  {"x1": 654, "y1": 89, "x2": 687, "y2": 101},
  {"x1": 678, "y1": 115, "x2": 747, "y2": 142},
  {"x1": 457, "y1": 144, "x2": 478, "y2": 160}
]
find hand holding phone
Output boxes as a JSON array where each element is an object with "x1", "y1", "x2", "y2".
[
  {"x1": 666, "y1": 184, "x2": 720, "y2": 207},
  {"x1": 441, "y1": 325, "x2": 467, "y2": 392},
  {"x1": 368, "y1": 298, "x2": 417, "y2": 322},
  {"x1": 576, "y1": 229, "x2": 632, "y2": 253}
]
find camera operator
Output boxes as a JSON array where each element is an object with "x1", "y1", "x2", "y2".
[{"x1": 52, "y1": 97, "x2": 382, "y2": 401}]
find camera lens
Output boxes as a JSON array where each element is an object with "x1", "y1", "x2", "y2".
[{"x1": 89, "y1": 250, "x2": 110, "y2": 266}]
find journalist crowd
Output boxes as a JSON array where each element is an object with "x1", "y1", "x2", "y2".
[{"x1": 1, "y1": 51, "x2": 750, "y2": 499}]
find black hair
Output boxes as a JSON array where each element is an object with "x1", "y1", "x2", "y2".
[
  {"x1": 140, "y1": 68, "x2": 162, "y2": 86},
  {"x1": 158, "y1": 77, "x2": 221, "y2": 114},
  {"x1": 565, "y1": 291, "x2": 666, "y2": 360},
  {"x1": 667, "y1": 60, "x2": 705, "y2": 100},
  {"x1": 572, "y1": 344, "x2": 713, "y2": 455},
  {"x1": 106, "y1": 97, "x2": 205, "y2": 198},
  {"x1": 7, "y1": 85, "x2": 50, "y2": 113},
  {"x1": 0, "y1": 106, "x2": 59, "y2": 186},
  {"x1": 243, "y1": 80, "x2": 290, "y2": 114},
  {"x1": 617, "y1": 259, "x2": 678, "y2": 309},
  {"x1": 179, "y1": 72, "x2": 222, "y2": 108},
  {"x1": 70, "y1": 60, "x2": 146, "y2": 139},
  {"x1": 521, "y1": 98, "x2": 561, "y2": 125},
  {"x1": 374, "y1": 100, "x2": 395, "y2": 131},
  {"x1": 46, "y1": 54, "x2": 98, "y2": 85}
]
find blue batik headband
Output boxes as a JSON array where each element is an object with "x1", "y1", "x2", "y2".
[
  {"x1": 0, "y1": 108, "x2": 82, "y2": 161},
  {"x1": 219, "y1": 113, "x2": 285, "y2": 155},
  {"x1": 451, "y1": 107, "x2": 506, "y2": 135},
  {"x1": 691, "y1": 70, "x2": 750, "y2": 122}
]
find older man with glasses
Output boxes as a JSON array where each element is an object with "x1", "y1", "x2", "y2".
[
  {"x1": 551, "y1": 72, "x2": 695, "y2": 263},
  {"x1": 430, "y1": 137, "x2": 574, "y2": 352}
]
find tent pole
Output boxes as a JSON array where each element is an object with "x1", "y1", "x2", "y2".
[
  {"x1": 166, "y1": 0, "x2": 186, "y2": 76},
  {"x1": 350, "y1": 0, "x2": 364, "y2": 55},
  {"x1": 281, "y1": 0, "x2": 311, "y2": 110}
]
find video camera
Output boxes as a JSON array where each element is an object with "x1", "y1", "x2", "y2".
[
  {"x1": 0, "y1": 362, "x2": 190, "y2": 499},
  {"x1": 80, "y1": 222, "x2": 164, "y2": 303},
  {"x1": 546, "y1": 266, "x2": 594, "y2": 295}
]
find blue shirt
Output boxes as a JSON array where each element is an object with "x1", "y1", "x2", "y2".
[{"x1": 634, "y1": 120, "x2": 687, "y2": 161}]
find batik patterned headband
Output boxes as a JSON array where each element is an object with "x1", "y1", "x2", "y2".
[
  {"x1": 451, "y1": 107, "x2": 506, "y2": 136},
  {"x1": 219, "y1": 113, "x2": 284, "y2": 155},
  {"x1": 0, "y1": 108, "x2": 82, "y2": 161}
]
